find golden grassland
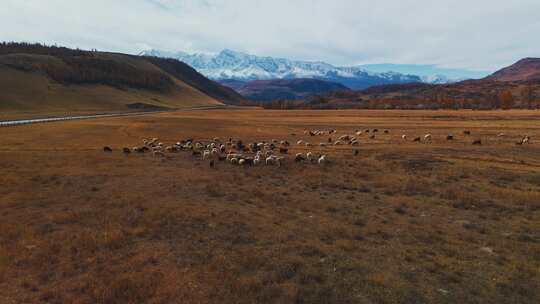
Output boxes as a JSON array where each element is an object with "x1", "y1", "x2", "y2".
[
  {"x1": 0, "y1": 67, "x2": 222, "y2": 121},
  {"x1": 1, "y1": 109, "x2": 539, "y2": 303}
]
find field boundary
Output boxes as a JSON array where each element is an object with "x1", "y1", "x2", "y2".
[{"x1": 0, "y1": 105, "x2": 231, "y2": 127}]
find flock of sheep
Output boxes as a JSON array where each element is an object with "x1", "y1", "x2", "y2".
[{"x1": 102, "y1": 128, "x2": 532, "y2": 168}]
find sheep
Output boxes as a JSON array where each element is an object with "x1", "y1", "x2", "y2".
[
  {"x1": 334, "y1": 141, "x2": 343, "y2": 146},
  {"x1": 319, "y1": 143, "x2": 327, "y2": 147},
  {"x1": 446, "y1": 135, "x2": 454, "y2": 141},
  {"x1": 133, "y1": 147, "x2": 145, "y2": 154},
  {"x1": 384, "y1": 130, "x2": 389, "y2": 134},
  {"x1": 424, "y1": 134, "x2": 432, "y2": 142},
  {"x1": 266, "y1": 156, "x2": 283, "y2": 167},
  {"x1": 122, "y1": 147, "x2": 131, "y2": 155},
  {"x1": 464, "y1": 130, "x2": 471, "y2": 135},
  {"x1": 238, "y1": 159, "x2": 246, "y2": 166},
  {"x1": 318, "y1": 155, "x2": 327, "y2": 165},
  {"x1": 517, "y1": 135, "x2": 531, "y2": 145},
  {"x1": 472, "y1": 139, "x2": 482, "y2": 145},
  {"x1": 497, "y1": 133, "x2": 505, "y2": 137},
  {"x1": 305, "y1": 142, "x2": 313, "y2": 147},
  {"x1": 220, "y1": 144, "x2": 226, "y2": 153},
  {"x1": 351, "y1": 140, "x2": 359, "y2": 146},
  {"x1": 253, "y1": 157, "x2": 261, "y2": 166},
  {"x1": 306, "y1": 152, "x2": 314, "y2": 162},
  {"x1": 373, "y1": 129, "x2": 379, "y2": 133},
  {"x1": 355, "y1": 131, "x2": 363, "y2": 136},
  {"x1": 339, "y1": 135, "x2": 351, "y2": 141},
  {"x1": 413, "y1": 137, "x2": 421, "y2": 142},
  {"x1": 230, "y1": 158, "x2": 239, "y2": 165},
  {"x1": 279, "y1": 147, "x2": 289, "y2": 154},
  {"x1": 295, "y1": 153, "x2": 305, "y2": 162},
  {"x1": 165, "y1": 146, "x2": 178, "y2": 153},
  {"x1": 297, "y1": 140, "x2": 304, "y2": 145},
  {"x1": 402, "y1": 135, "x2": 408, "y2": 140},
  {"x1": 103, "y1": 146, "x2": 113, "y2": 152},
  {"x1": 192, "y1": 151, "x2": 202, "y2": 157}
]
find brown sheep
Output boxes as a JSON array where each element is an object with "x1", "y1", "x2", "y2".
[{"x1": 103, "y1": 146, "x2": 113, "y2": 152}]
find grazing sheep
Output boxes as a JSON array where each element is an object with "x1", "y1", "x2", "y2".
[
  {"x1": 306, "y1": 152, "x2": 314, "y2": 162},
  {"x1": 497, "y1": 133, "x2": 505, "y2": 137},
  {"x1": 230, "y1": 158, "x2": 239, "y2": 165},
  {"x1": 339, "y1": 135, "x2": 351, "y2": 141},
  {"x1": 103, "y1": 146, "x2": 113, "y2": 152},
  {"x1": 446, "y1": 135, "x2": 454, "y2": 141},
  {"x1": 413, "y1": 137, "x2": 421, "y2": 142},
  {"x1": 351, "y1": 140, "x2": 359, "y2": 146},
  {"x1": 402, "y1": 135, "x2": 408, "y2": 140},
  {"x1": 122, "y1": 147, "x2": 131, "y2": 155},
  {"x1": 472, "y1": 139, "x2": 482, "y2": 145},
  {"x1": 517, "y1": 135, "x2": 531, "y2": 145},
  {"x1": 334, "y1": 141, "x2": 343, "y2": 146},
  {"x1": 355, "y1": 131, "x2": 363, "y2": 136},
  {"x1": 297, "y1": 140, "x2": 304, "y2": 145},
  {"x1": 238, "y1": 159, "x2": 246, "y2": 166},
  {"x1": 424, "y1": 134, "x2": 432, "y2": 142},
  {"x1": 295, "y1": 153, "x2": 305, "y2": 162},
  {"x1": 318, "y1": 155, "x2": 327, "y2": 165}
]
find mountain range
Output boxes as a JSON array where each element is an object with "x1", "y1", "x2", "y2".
[{"x1": 139, "y1": 49, "x2": 480, "y2": 90}]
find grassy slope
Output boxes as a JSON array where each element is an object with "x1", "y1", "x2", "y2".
[{"x1": 0, "y1": 51, "x2": 228, "y2": 120}]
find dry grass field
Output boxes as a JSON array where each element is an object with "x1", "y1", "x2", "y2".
[{"x1": 1, "y1": 109, "x2": 539, "y2": 304}]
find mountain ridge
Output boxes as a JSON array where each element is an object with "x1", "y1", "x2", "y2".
[{"x1": 140, "y1": 49, "x2": 444, "y2": 89}]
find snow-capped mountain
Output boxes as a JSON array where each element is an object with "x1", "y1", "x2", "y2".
[{"x1": 139, "y1": 49, "x2": 458, "y2": 89}]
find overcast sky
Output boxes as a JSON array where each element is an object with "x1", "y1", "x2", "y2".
[{"x1": 1, "y1": 0, "x2": 539, "y2": 72}]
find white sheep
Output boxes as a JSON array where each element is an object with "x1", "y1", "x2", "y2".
[
  {"x1": 402, "y1": 135, "x2": 407, "y2": 140},
  {"x1": 318, "y1": 155, "x2": 327, "y2": 165},
  {"x1": 424, "y1": 134, "x2": 432, "y2": 142},
  {"x1": 202, "y1": 150, "x2": 211, "y2": 160}
]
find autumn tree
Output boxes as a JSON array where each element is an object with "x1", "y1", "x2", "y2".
[{"x1": 500, "y1": 90, "x2": 514, "y2": 110}]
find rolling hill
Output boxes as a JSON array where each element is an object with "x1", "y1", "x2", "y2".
[
  {"x1": 485, "y1": 58, "x2": 540, "y2": 82},
  {"x1": 219, "y1": 78, "x2": 349, "y2": 102},
  {"x1": 0, "y1": 43, "x2": 245, "y2": 120}
]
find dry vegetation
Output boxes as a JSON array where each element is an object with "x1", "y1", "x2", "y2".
[{"x1": 1, "y1": 109, "x2": 539, "y2": 303}]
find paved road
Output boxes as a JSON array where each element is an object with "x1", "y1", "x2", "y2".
[{"x1": 0, "y1": 105, "x2": 229, "y2": 128}]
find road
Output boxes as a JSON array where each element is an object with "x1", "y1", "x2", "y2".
[{"x1": 0, "y1": 105, "x2": 230, "y2": 128}]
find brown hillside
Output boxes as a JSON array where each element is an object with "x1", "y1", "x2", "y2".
[
  {"x1": 0, "y1": 43, "x2": 245, "y2": 119},
  {"x1": 486, "y1": 58, "x2": 540, "y2": 82}
]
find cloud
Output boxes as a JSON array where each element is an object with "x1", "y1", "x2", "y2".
[{"x1": 1, "y1": 0, "x2": 539, "y2": 71}]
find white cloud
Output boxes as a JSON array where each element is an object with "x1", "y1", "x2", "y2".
[{"x1": 1, "y1": 0, "x2": 539, "y2": 71}]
